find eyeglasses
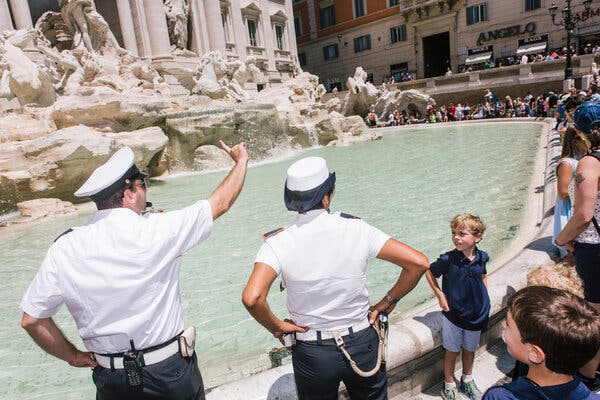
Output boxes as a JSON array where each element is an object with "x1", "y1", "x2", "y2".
[{"x1": 125, "y1": 177, "x2": 148, "y2": 190}]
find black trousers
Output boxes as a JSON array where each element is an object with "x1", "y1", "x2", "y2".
[
  {"x1": 92, "y1": 352, "x2": 205, "y2": 400},
  {"x1": 292, "y1": 326, "x2": 387, "y2": 400}
]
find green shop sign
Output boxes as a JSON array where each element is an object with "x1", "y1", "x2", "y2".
[{"x1": 476, "y1": 22, "x2": 537, "y2": 46}]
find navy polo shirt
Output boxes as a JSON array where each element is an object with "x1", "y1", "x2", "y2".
[
  {"x1": 430, "y1": 248, "x2": 490, "y2": 331},
  {"x1": 483, "y1": 376, "x2": 599, "y2": 400}
]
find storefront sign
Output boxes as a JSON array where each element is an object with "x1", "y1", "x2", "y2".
[
  {"x1": 468, "y1": 45, "x2": 493, "y2": 55},
  {"x1": 517, "y1": 34, "x2": 548, "y2": 46},
  {"x1": 476, "y1": 22, "x2": 537, "y2": 46},
  {"x1": 572, "y1": 8, "x2": 600, "y2": 23}
]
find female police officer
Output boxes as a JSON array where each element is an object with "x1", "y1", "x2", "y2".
[{"x1": 242, "y1": 156, "x2": 429, "y2": 399}]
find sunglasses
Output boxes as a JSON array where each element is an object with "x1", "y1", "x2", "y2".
[{"x1": 125, "y1": 176, "x2": 148, "y2": 190}]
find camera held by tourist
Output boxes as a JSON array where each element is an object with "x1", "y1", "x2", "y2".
[
  {"x1": 20, "y1": 141, "x2": 249, "y2": 400},
  {"x1": 482, "y1": 286, "x2": 600, "y2": 400},
  {"x1": 425, "y1": 214, "x2": 490, "y2": 400},
  {"x1": 242, "y1": 156, "x2": 429, "y2": 399}
]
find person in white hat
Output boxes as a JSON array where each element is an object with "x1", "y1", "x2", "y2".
[
  {"x1": 242, "y1": 156, "x2": 429, "y2": 399},
  {"x1": 20, "y1": 140, "x2": 248, "y2": 400}
]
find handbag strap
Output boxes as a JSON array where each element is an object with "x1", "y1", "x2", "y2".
[{"x1": 592, "y1": 216, "x2": 600, "y2": 236}]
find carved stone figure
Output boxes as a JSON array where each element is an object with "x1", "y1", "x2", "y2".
[
  {"x1": 58, "y1": 0, "x2": 126, "y2": 54},
  {"x1": 164, "y1": 0, "x2": 190, "y2": 50},
  {"x1": 191, "y1": 52, "x2": 228, "y2": 98},
  {"x1": 342, "y1": 67, "x2": 380, "y2": 117}
]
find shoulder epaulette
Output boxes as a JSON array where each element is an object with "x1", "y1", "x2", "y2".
[
  {"x1": 53, "y1": 228, "x2": 73, "y2": 243},
  {"x1": 263, "y1": 227, "x2": 284, "y2": 239},
  {"x1": 340, "y1": 213, "x2": 361, "y2": 219}
]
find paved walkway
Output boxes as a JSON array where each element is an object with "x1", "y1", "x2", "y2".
[{"x1": 393, "y1": 340, "x2": 515, "y2": 400}]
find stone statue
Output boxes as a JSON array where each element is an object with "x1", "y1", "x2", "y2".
[
  {"x1": 342, "y1": 67, "x2": 380, "y2": 117},
  {"x1": 164, "y1": 0, "x2": 190, "y2": 50},
  {"x1": 191, "y1": 52, "x2": 228, "y2": 99},
  {"x1": 57, "y1": 0, "x2": 126, "y2": 54}
]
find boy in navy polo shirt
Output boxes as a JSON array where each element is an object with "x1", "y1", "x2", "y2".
[
  {"x1": 426, "y1": 214, "x2": 490, "y2": 400},
  {"x1": 483, "y1": 286, "x2": 600, "y2": 400}
]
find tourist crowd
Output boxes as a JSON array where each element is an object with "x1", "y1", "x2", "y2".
[{"x1": 365, "y1": 86, "x2": 600, "y2": 127}]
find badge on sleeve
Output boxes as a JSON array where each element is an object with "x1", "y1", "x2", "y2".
[
  {"x1": 263, "y1": 227, "x2": 285, "y2": 239},
  {"x1": 54, "y1": 228, "x2": 73, "y2": 242}
]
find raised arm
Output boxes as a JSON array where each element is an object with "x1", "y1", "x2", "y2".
[
  {"x1": 370, "y1": 238, "x2": 429, "y2": 322},
  {"x1": 21, "y1": 313, "x2": 96, "y2": 368},
  {"x1": 242, "y1": 263, "x2": 308, "y2": 343},
  {"x1": 208, "y1": 141, "x2": 249, "y2": 221}
]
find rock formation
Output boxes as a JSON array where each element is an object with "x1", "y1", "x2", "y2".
[
  {"x1": 331, "y1": 66, "x2": 436, "y2": 120},
  {"x1": 373, "y1": 88, "x2": 436, "y2": 121},
  {"x1": 0, "y1": 125, "x2": 168, "y2": 213},
  {"x1": 341, "y1": 67, "x2": 379, "y2": 117},
  {"x1": 0, "y1": 9, "x2": 382, "y2": 214}
]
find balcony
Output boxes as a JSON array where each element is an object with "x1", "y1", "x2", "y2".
[
  {"x1": 399, "y1": 0, "x2": 458, "y2": 20},
  {"x1": 274, "y1": 49, "x2": 291, "y2": 60},
  {"x1": 246, "y1": 45, "x2": 268, "y2": 61}
]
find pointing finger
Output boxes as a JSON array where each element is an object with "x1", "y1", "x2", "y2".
[{"x1": 219, "y1": 140, "x2": 232, "y2": 153}]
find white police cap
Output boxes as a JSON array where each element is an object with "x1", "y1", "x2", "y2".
[
  {"x1": 286, "y1": 157, "x2": 330, "y2": 191},
  {"x1": 74, "y1": 147, "x2": 146, "y2": 201},
  {"x1": 284, "y1": 157, "x2": 336, "y2": 212}
]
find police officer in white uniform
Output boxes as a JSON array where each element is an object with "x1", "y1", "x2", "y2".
[
  {"x1": 242, "y1": 157, "x2": 429, "y2": 399},
  {"x1": 21, "y1": 141, "x2": 248, "y2": 400}
]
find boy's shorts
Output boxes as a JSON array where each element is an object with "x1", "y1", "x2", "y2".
[{"x1": 441, "y1": 315, "x2": 481, "y2": 352}]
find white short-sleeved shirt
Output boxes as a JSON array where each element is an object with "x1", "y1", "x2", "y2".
[
  {"x1": 21, "y1": 200, "x2": 213, "y2": 353},
  {"x1": 255, "y1": 209, "x2": 390, "y2": 331}
]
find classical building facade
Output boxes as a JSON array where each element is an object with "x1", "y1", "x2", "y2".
[
  {"x1": 294, "y1": 0, "x2": 600, "y2": 90},
  {"x1": 0, "y1": 0, "x2": 299, "y2": 86}
]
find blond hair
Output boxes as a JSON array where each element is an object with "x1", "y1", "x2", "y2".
[
  {"x1": 450, "y1": 213, "x2": 486, "y2": 236},
  {"x1": 527, "y1": 262, "x2": 583, "y2": 298}
]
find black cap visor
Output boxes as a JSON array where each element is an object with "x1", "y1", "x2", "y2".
[{"x1": 90, "y1": 165, "x2": 145, "y2": 203}]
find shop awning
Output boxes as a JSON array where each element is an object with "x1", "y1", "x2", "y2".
[
  {"x1": 465, "y1": 52, "x2": 492, "y2": 65},
  {"x1": 516, "y1": 42, "x2": 547, "y2": 55}
]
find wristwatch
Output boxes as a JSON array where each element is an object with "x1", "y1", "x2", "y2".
[{"x1": 385, "y1": 292, "x2": 400, "y2": 304}]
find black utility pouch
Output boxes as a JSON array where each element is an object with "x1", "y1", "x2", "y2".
[{"x1": 123, "y1": 340, "x2": 143, "y2": 387}]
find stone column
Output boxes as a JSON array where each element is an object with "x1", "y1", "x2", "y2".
[
  {"x1": 260, "y1": 0, "x2": 275, "y2": 73},
  {"x1": 231, "y1": 3, "x2": 246, "y2": 61},
  {"x1": 116, "y1": 0, "x2": 138, "y2": 55},
  {"x1": 190, "y1": 0, "x2": 210, "y2": 56},
  {"x1": 143, "y1": 0, "x2": 171, "y2": 57},
  {"x1": 129, "y1": 0, "x2": 152, "y2": 57},
  {"x1": 0, "y1": 1, "x2": 14, "y2": 30},
  {"x1": 9, "y1": 0, "x2": 32, "y2": 29},
  {"x1": 203, "y1": 0, "x2": 226, "y2": 53}
]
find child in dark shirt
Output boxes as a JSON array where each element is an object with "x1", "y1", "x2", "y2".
[
  {"x1": 483, "y1": 286, "x2": 600, "y2": 400},
  {"x1": 426, "y1": 214, "x2": 490, "y2": 400}
]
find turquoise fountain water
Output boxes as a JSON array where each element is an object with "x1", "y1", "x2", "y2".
[{"x1": 0, "y1": 122, "x2": 541, "y2": 398}]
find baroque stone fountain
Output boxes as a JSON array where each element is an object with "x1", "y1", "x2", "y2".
[{"x1": 0, "y1": 1, "x2": 434, "y2": 217}]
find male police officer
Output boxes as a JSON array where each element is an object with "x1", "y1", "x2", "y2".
[
  {"x1": 21, "y1": 141, "x2": 248, "y2": 400},
  {"x1": 242, "y1": 157, "x2": 429, "y2": 399}
]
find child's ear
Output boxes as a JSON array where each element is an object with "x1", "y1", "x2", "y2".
[
  {"x1": 528, "y1": 344, "x2": 546, "y2": 365},
  {"x1": 474, "y1": 234, "x2": 483, "y2": 244}
]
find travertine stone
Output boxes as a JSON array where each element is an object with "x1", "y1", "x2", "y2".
[{"x1": 17, "y1": 198, "x2": 77, "y2": 220}]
